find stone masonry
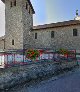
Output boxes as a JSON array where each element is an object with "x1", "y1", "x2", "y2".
[
  {"x1": 1, "y1": 0, "x2": 35, "y2": 50},
  {"x1": 0, "y1": 36, "x2": 5, "y2": 50},
  {"x1": 32, "y1": 24, "x2": 80, "y2": 51},
  {"x1": 0, "y1": 0, "x2": 80, "y2": 51}
]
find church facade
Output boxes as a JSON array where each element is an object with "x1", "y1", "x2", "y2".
[
  {"x1": 0, "y1": 0, "x2": 80, "y2": 52},
  {"x1": 33, "y1": 20, "x2": 80, "y2": 51}
]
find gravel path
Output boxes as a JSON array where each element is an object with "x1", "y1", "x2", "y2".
[{"x1": 6, "y1": 67, "x2": 80, "y2": 92}]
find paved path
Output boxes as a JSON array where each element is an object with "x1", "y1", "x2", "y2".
[{"x1": 9, "y1": 67, "x2": 80, "y2": 92}]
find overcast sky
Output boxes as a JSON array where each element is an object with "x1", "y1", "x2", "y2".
[{"x1": 0, "y1": 0, "x2": 80, "y2": 37}]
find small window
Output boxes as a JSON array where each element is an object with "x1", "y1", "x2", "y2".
[
  {"x1": 14, "y1": 0, "x2": 16, "y2": 6},
  {"x1": 73, "y1": 29, "x2": 78, "y2": 36},
  {"x1": 26, "y1": 2, "x2": 28, "y2": 9},
  {"x1": 51, "y1": 31, "x2": 54, "y2": 38},
  {"x1": 12, "y1": 39, "x2": 14, "y2": 45},
  {"x1": 35, "y1": 33, "x2": 37, "y2": 39},
  {"x1": 29, "y1": 8, "x2": 31, "y2": 14},
  {"x1": 10, "y1": 2, "x2": 12, "y2": 7}
]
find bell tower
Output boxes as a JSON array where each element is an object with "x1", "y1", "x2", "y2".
[
  {"x1": 74, "y1": 10, "x2": 80, "y2": 20},
  {"x1": 1, "y1": 0, "x2": 35, "y2": 50}
]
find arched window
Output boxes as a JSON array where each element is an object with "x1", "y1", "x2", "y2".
[
  {"x1": 29, "y1": 7, "x2": 31, "y2": 14},
  {"x1": 26, "y1": 2, "x2": 28, "y2": 9},
  {"x1": 35, "y1": 33, "x2": 37, "y2": 39},
  {"x1": 10, "y1": 1, "x2": 12, "y2": 7},
  {"x1": 14, "y1": 0, "x2": 16, "y2": 6},
  {"x1": 51, "y1": 31, "x2": 54, "y2": 38},
  {"x1": 12, "y1": 39, "x2": 14, "y2": 45},
  {"x1": 73, "y1": 29, "x2": 78, "y2": 36}
]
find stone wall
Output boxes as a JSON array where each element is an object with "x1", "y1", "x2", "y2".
[
  {"x1": 4, "y1": 0, "x2": 35, "y2": 50},
  {"x1": 2, "y1": 0, "x2": 80, "y2": 51},
  {"x1": 0, "y1": 36, "x2": 5, "y2": 50},
  {"x1": 5, "y1": 0, "x2": 23, "y2": 50},
  {"x1": 22, "y1": 0, "x2": 35, "y2": 49},
  {"x1": 32, "y1": 25, "x2": 80, "y2": 50},
  {"x1": 0, "y1": 40, "x2": 4, "y2": 50}
]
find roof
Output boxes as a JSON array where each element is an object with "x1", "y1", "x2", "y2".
[
  {"x1": 33, "y1": 20, "x2": 80, "y2": 30},
  {"x1": 1, "y1": 0, "x2": 35, "y2": 14},
  {"x1": 27, "y1": 0, "x2": 35, "y2": 14}
]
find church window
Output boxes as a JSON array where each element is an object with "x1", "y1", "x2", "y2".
[
  {"x1": 10, "y1": 1, "x2": 12, "y2": 7},
  {"x1": 29, "y1": 8, "x2": 31, "y2": 14},
  {"x1": 51, "y1": 31, "x2": 54, "y2": 38},
  {"x1": 29, "y1": 7, "x2": 31, "y2": 14},
  {"x1": 14, "y1": 0, "x2": 16, "y2": 6},
  {"x1": 12, "y1": 39, "x2": 14, "y2": 45},
  {"x1": 73, "y1": 29, "x2": 78, "y2": 36},
  {"x1": 35, "y1": 33, "x2": 37, "y2": 39},
  {"x1": 26, "y1": 2, "x2": 28, "y2": 9}
]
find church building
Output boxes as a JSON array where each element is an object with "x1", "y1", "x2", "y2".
[{"x1": 0, "y1": 0, "x2": 80, "y2": 52}]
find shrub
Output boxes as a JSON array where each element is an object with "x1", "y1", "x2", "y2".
[
  {"x1": 25, "y1": 49, "x2": 40, "y2": 60},
  {"x1": 58, "y1": 48, "x2": 69, "y2": 55}
]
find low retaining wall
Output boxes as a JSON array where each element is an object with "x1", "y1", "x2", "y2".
[{"x1": 0, "y1": 61, "x2": 78, "y2": 90}]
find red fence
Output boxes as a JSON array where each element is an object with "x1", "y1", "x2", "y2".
[{"x1": 0, "y1": 49, "x2": 76, "y2": 68}]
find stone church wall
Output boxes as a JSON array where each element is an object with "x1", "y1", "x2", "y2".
[
  {"x1": 5, "y1": 0, "x2": 24, "y2": 50},
  {"x1": 4, "y1": 0, "x2": 34, "y2": 50},
  {"x1": 0, "y1": 38, "x2": 4, "y2": 50},
  {"x1": 33, "y1": 25, "x2": 80, "y2": 50},
  {"x1": 22, "y1": 0, "x2": 35, "y2": 49}
]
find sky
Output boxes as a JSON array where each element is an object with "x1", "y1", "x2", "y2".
[{"x1": 0, "y1": 0, "x2": 80, "y2": 37}]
